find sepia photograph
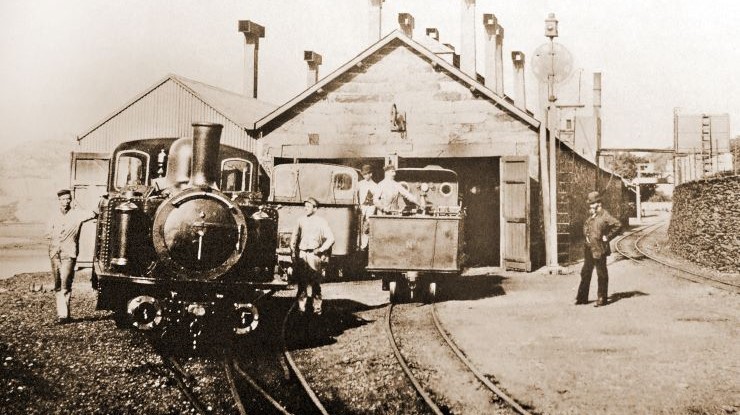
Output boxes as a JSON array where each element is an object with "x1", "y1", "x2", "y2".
[{"x1": 1, "y1": 0, "x2": 738, "y2": 413}]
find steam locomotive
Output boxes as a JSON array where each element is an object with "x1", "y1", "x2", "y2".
[{"x1": 94, "y1": 123, "x2": 286, "y2": 341}]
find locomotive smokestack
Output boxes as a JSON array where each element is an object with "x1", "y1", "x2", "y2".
[{"x1": 189, "y1": 123, "x2": 223, "y2": 188}]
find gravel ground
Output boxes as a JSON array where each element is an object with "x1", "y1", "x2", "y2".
[{"x1": 0, "y1": 272, "x2": 194, "y2": 414}]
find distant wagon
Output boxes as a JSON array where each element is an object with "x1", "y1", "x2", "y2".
[
  {"x1": 367, "y1": 166, "x2": 465, "y2": 303},
  {"x1": 270, "y1": 163, "x2": 363, "y2": 279}
]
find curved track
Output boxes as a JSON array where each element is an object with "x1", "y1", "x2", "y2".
[
  {"x1": 281, "y1": 303, "x2": 330, "y2": 415},
  {"x1": 386, "y1": 303, "x2": 533, "y2": 415},
  {"x1": 430, "y1": 304, "x2": 533, "y2": 415},
  {"x1": 615, "y1": 222, "x2": 740, "y2": 294}
]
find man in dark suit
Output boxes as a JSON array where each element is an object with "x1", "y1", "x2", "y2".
[{"x1": 575, "y1": 191, "x2": 622, "y2": 307}]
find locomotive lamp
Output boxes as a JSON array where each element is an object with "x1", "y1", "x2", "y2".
[{"x1": 157, "y1": 149, "x2": 167, "y2": 178}]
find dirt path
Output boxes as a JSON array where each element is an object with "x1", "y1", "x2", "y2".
[{"x1": 436, "y1": 229, "x2": 739, "y2": 414}]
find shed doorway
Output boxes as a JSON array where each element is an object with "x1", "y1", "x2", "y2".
[{"x1": 403, "y1": 157, "x2": 500, "y2": 267}]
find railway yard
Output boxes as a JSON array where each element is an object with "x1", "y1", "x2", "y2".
[{"x1": 1, "y1": 216, "x2": 738, "y2": 414}]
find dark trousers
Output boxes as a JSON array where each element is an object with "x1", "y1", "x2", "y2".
[
  {"x1": 295, "y1": 255, "x2": 322, "y2": 312},
  {"x1": 577, "y1": 245, "x2": 608, "y2": 302}
]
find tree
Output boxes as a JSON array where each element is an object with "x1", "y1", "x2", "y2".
[{"x1": 608, "y1": 152, "x2": 656, "y2": 200}]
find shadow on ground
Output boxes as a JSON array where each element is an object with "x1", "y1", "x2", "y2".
[
  {"x1": 435, "y1": 273, "x2": 508, "y2": 303},
  {"x1": 608, "y1": 290, "x2": 649, "y2": 305}
]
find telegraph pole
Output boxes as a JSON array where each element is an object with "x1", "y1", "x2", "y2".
[{"x1": 545, "y1": 13, "x2": 559, "y2": 273}]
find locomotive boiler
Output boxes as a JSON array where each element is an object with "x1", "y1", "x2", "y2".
[
  {"x1": 366, "y1": 166, "x2": 465, "y2": 303},
  {"x1": 94, "y1": 123, "x2": 285, "y2": 342}
]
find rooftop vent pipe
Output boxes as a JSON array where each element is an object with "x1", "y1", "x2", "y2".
[
  {"x1": 304, "y1": 51, "x2": 323, "y2": 87},
  {"x1": 238, "y1": 20, "x2": 265, "y2": 99},
  {"x1": 512, "y1": 51, "x2": 526, "y2": 109}
]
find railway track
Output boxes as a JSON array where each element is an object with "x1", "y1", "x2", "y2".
[
  {"x1": 151, "y1": 299, "x2": 329, "y2": 415},
  {"x1": 614, "y1": 222, "x2": 740, "y2": 294},
  {"x1": 386, "y1": 303, "x2": 533, "y2": 415}
]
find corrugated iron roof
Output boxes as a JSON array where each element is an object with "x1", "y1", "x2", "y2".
[{"x1": 77, "y1": 74, "x2": 277, "y2": 141}]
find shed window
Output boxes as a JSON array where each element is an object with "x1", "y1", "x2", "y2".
[
  {"x1": 220, "y1": 159, "x2": 252, "y2": 192},
  {"x1": 115, "y1": 151, "x2": 149, "y2": 190}
]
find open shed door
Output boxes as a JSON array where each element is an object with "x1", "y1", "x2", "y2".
[
  {"x1": 501, "y1": 156, "x2": 531, "y2": 271},
  {"x1": 70, "y1": 152, "x2": 110, "y2": 269}
]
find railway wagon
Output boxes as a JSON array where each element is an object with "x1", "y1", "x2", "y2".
[
  {"x1": 94, "y1": 123, "x2": 287, "y2": 343},
  {"x1": 367, "y1": 166, "x2": 465, "y2": 302},
  {"x1": 270, "y1": 163, "x2": 363, "y2": 279}
]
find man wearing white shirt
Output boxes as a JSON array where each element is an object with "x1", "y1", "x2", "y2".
[{"x1": 46, "y1": 189, "x2": 96, "y2": 324}]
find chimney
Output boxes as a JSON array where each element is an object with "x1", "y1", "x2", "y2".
[
  {"x1": 238, "y1": 20, "x2": 265, "y2": 99},
  {"x1": 483, "y1": 14, "x2": 498, "y2": 92},
  {"x1": 426, "y1": 27, "x2": 439, "y2": 41},
  {"x1": 304, "y1": 51, "x2": 323, "y2": 87},
  {"x1": 495, "y1": 25, "x2": 504, "y2": 95},
  {"x1": 460, "y1": 0, "x2": 476, "y2": 77},
  {"x1": 443, "y1": 43, "x2": 460, "y2": 67},
  {"x1": 368, "y1": 0, "x2": 383, "y2": 43},
  {"x1": 512, "y1": 51, "x2": 526, "y2": 109},
  {"x1": 189, "y1": 123, "x2": 223, "y2": 188},
  {"x1": 398, "y1": 13, "x2": 414, "y2": 38}
]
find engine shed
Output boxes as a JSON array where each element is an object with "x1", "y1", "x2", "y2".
[{"x1": 74, "y1": 13, "x2": 632, "y2": 272}]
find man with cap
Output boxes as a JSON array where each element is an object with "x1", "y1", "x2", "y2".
[
  {"x1": 576, "y1": 191, "x2": 622, "y2": 307},
  {"x1": 290, "y1": 197, "x2": 335, "y2": 314},
  {"x1": 357, "y1": 164, "x2": 378, "y2": 250},
  {"x1": 374, "y1": 164, "x2": 420, "y2": 214},
  {"x1": 46, "y1": 189, "x2": 97, "y2": 324}
]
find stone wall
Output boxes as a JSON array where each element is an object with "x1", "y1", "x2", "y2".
[
  {"x1": 557, "y1": 142, "x2": 634, "y2": 264},
  {"x1": 668, "y1": 175, "x2": 740, "y2": 273}
]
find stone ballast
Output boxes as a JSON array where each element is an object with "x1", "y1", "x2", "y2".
[{"x1": 668, "y1": 175, "x2": 740, "y2": 273}]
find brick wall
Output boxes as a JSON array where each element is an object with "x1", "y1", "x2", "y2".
[{"x1": 668, "y1": 175, "x2": 740, "y2": 273}]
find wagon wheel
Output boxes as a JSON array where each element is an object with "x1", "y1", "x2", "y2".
[{"x1": 389, "y1": 281, "x2": 398, "y2": 304}]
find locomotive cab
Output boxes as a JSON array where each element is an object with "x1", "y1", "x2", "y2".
[
  {"x1": 367, "y1": 166, "x2": 465, "y2": 303},
  {"x1": 94, "y1": 123, "x2": 283, "y2": 342}
]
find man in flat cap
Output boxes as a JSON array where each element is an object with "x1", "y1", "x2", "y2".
[
  {"x1": 575, "y1": 191, "x2": 621, "y2": 307},
  {"x1": 290, "y1": 197, "x2": 335, "y2": 314},
  {"x1": 46, "y1": 189, "x2": 97, "y2": 324},
  {"x1": 374, "y1": 164, "x2": 420, "y2": 214},
  {"x1": 357, "y1": 164, "x2": 378, "y2": 250}
]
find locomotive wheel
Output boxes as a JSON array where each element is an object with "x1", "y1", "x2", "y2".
[{"x1": 389, "y1": 281, "x2": 398, "y2": 303}]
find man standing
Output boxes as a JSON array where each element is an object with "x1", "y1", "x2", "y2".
[
  {"x1": 46, "y1": 189, "x2": 96, "y2": 324},
  {"x1": 374, "y1": 165, "x2": 420, "y2": 214},
  {"x1": 290, "y1": 197, "x2": 335, "y2": 314},
  {"x1": 357, "y1": 164, "x2": 378, "y2": 250},
  {"x1": 575, "y1": 191, "x2": 622, "y2": 307}
]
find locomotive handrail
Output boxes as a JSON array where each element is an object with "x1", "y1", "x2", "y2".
[{"x1": 170, "y1": 190, "x2": 237, "y2": 212}]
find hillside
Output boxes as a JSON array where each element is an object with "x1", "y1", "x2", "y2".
[{"x1": 0, "y1": 139, "x2": 75, "y2": 223}]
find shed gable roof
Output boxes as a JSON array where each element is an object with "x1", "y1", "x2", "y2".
[
  {"x1": 254, "y1": 30, "x2": 540, "y2": 132},
  {"x1": 78, "y1": 74, "x2": 277, "y2": 141}
]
